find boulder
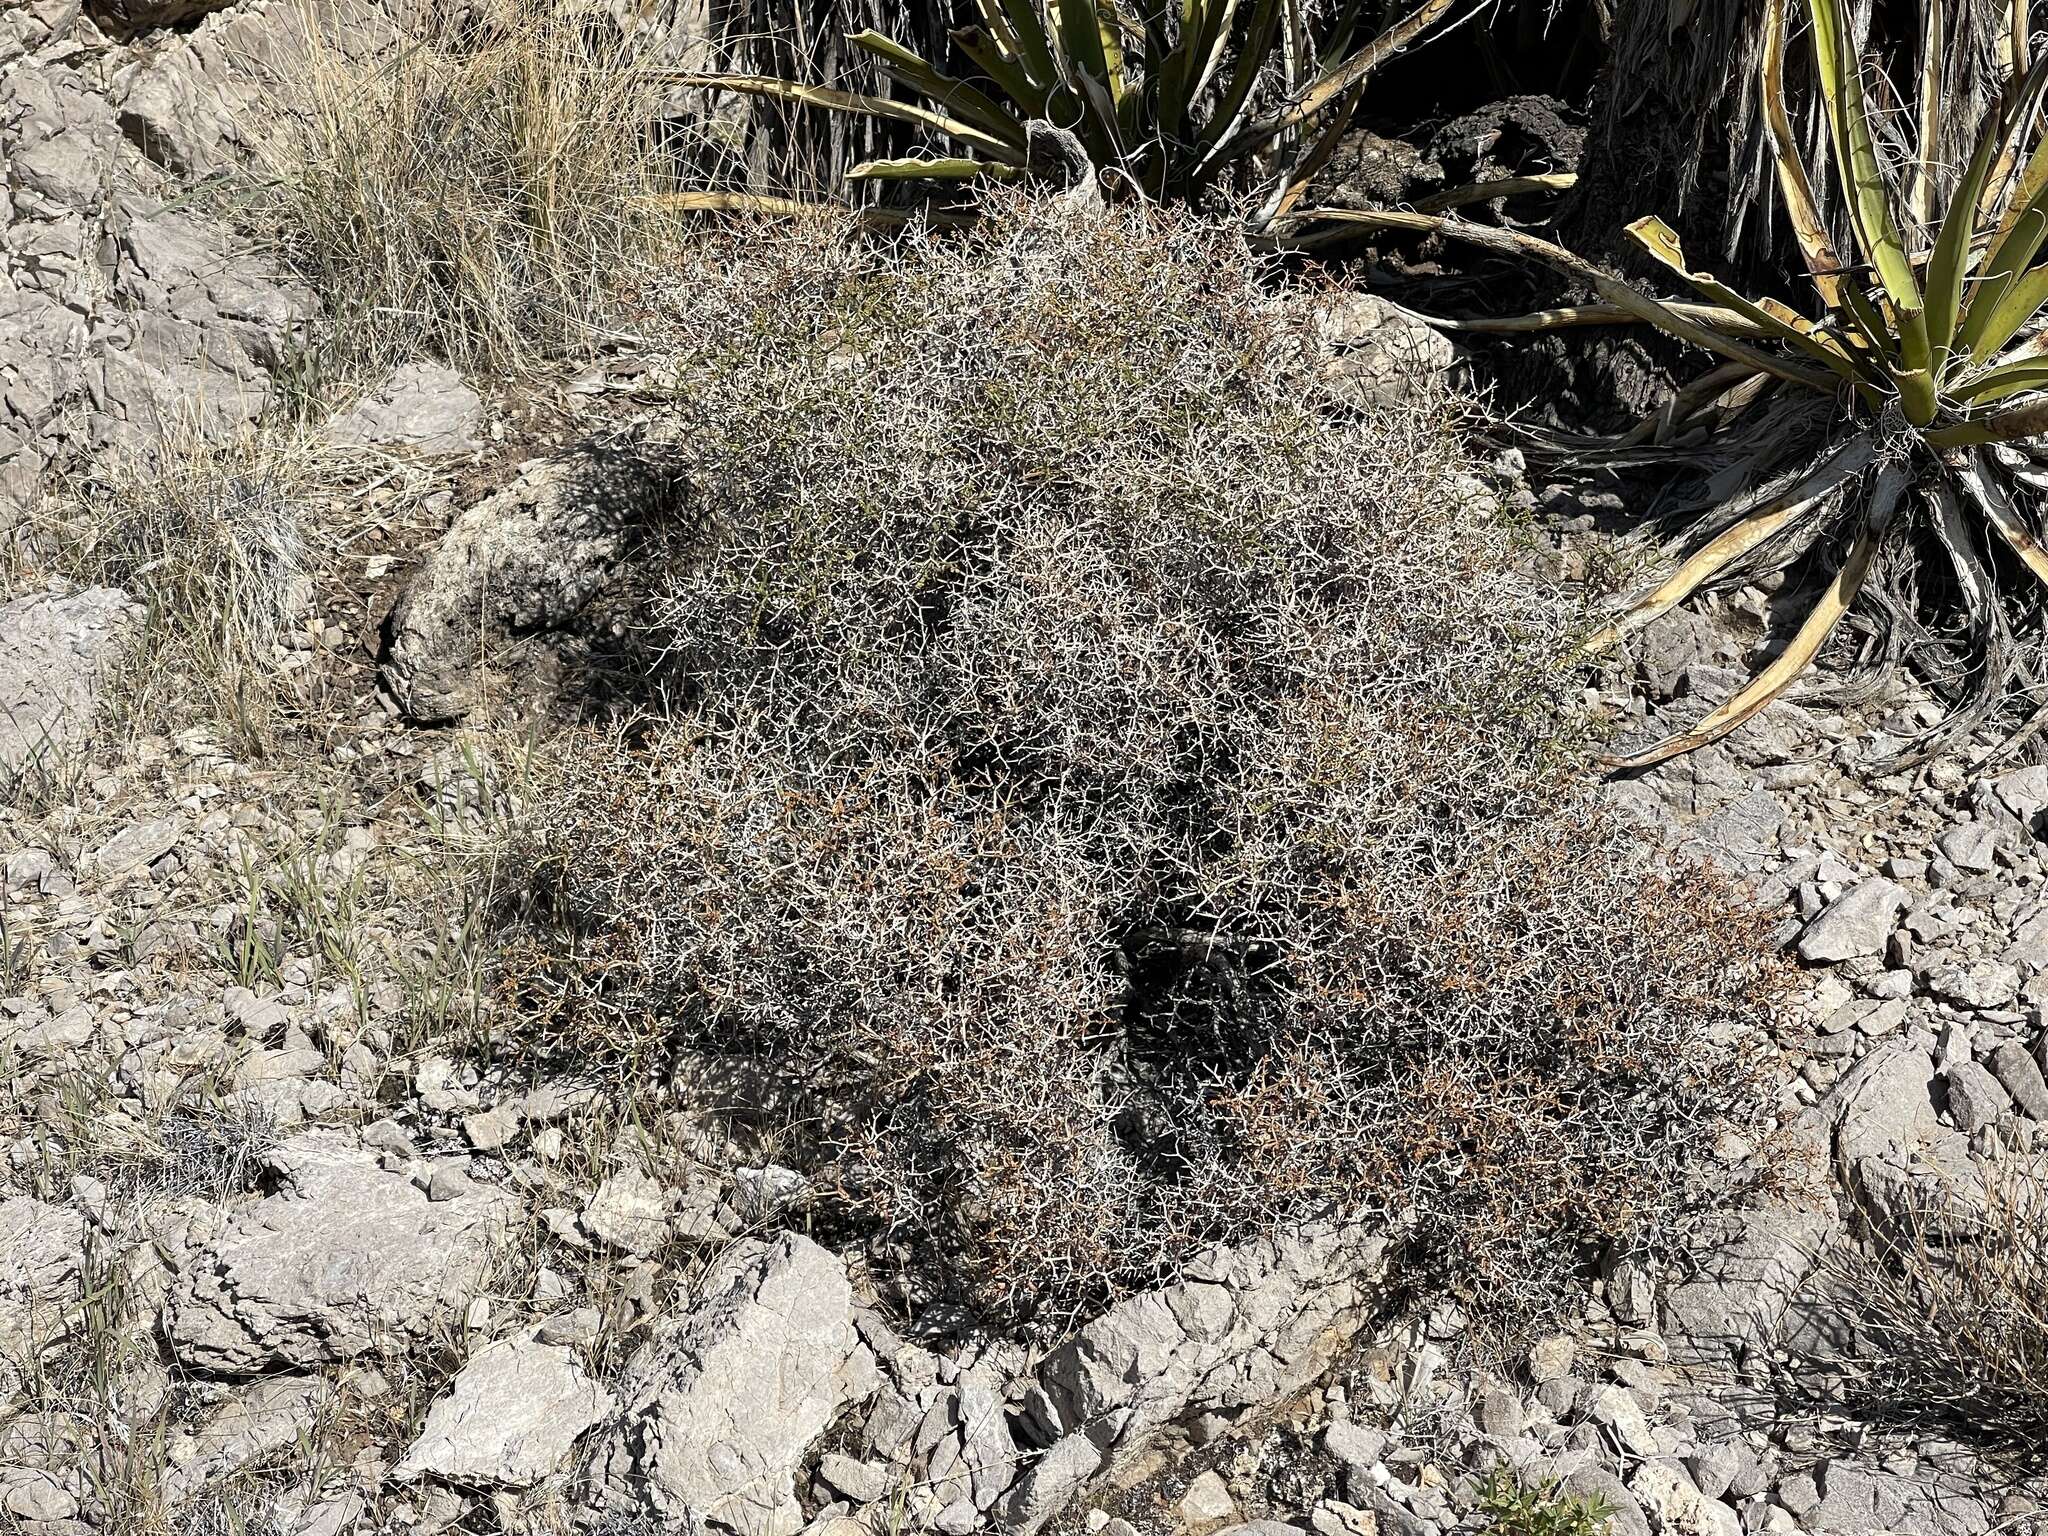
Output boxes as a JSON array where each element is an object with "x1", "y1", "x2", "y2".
[
  {"x1": 0, "y1": 585, "x2": 135, "y2": 786},
  {"x1": 595, "y1": 1233, "x2": 877, "y2": 1536},
  {"x1": 163, "y1": 1131, "x2": 518, "y2": 1374},
  {"x1": 395, "y1": 1332, "x2": 612, "y2": 1489},
  {"x1": 380, "y1": 443, "x2": 690, "y2": 721}
]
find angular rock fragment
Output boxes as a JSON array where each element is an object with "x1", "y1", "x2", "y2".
[
  {"x1": 163, "y1": 1131, "x2": 518, "y2": 1374},
  {"x1": 0, "y1": 1195, "x2": 86, "y2": 1355},
  {"x1": 1002, "y1": 1223, "x2": 1388, "y2": 1533},
  {"x1": 325, "y1": 362, "x2": 485, "y2": 457},
  {"x1": 1796, "y1": 878, "x2": 1906, "y2": 964},
  {"x1": 595, "y1": 1233, "x2": 877, "y2": 1536},
  {"x1": 0, "y1": 586, "x2": 135, "y2": 784},
  {"x1": 396, "y1": 1333, "x2": 612, "y2": 1489}
]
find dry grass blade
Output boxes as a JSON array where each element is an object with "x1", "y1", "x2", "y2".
[{"x1": 1809, "y1": 1164, "x2": 2048, "y2": 1477}]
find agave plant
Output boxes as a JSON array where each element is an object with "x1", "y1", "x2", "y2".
[
  {"x1": 688, "y1": 0, "x2": 1460, "y2": 218},
  {"x1": 1300, "y1": 0, "x2": 2048, "y2": 769}
]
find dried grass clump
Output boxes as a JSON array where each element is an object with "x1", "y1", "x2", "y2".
[
  {"x1": 36, "y1": 436, "x2": 323, "y2": 755},
  {"x1": 509, "y1": 200, "x2": 1784, "y2": 1324},
  {"x1": 268, "y1": 0, "x2": 687, "y2": 377},
  {"x1": 1815, "y1": 1167, "x2": 2048, "y2": 1479}
]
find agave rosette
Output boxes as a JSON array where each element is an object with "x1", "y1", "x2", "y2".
[
  {"x1": 686, "y1": 0, "x2": 1460, "y2": 216},
  {"x1": 1301, "y1": 0, "x2": 2048, "y2": 768}
]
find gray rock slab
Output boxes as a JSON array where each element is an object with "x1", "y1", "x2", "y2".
[
  {"x1": 163, "y1": 1130, "x2": 518, "y2": 1373},
  {"x1": 596, "y1": 1232, "x2": 877, "y2": 1536},
  {"x1": 396, "y1": 1333, "x2": 612, "y2": 1489}
]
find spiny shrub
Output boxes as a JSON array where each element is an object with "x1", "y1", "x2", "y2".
[{"x1": 506, "y1": 199, "x2": 1784, "y2": 1326}]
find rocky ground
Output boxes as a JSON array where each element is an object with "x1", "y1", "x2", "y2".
[{"x1": 4, "y1": 5, "x2": 2048, "y2": 1536}]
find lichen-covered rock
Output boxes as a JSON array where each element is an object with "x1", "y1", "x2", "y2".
[
  {"x1": 163, "y1": 1131, "x2": 518, "y2": 1374},
  {"x1": 595, "y1": 1233, "x2": 877, "y2": 1536},
  {"x1": 380, "y1": 443, "x2": 690, "y2": 720}
]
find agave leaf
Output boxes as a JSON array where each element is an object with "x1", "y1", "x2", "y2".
[
  {"x1": 1057, "y1": 0, "x2": 1118, "y2": 95},
  {"x1": 1263, "y1": 0, "x2": 1458, "y2": 135},
  {"x1": 1809, "y1": 0, "x2": 1936, "y2": 422},
  {"x1": 1151, "y1": 0, "x2": 1199, "y2": 144},
  {"x1": 847, "y1": 31, "x2": 1028, "y2": 148},
  {"x1": 1761, "y1": 0, "x2": 1846, "y2": 306},
  {"x1": 1955, "y1": 447, "x2": 2048, "y2": 589},
  {"x1": 1196, "y1": 0, "x2": 1285, "y2": 151},
  {"x1": 680, "y1": 74, "x2": 1025, "y2": 162},
  {"x1": 643, "y1": 191, "x2": 839, "y2": 215},
  {"x1": 952, "y1": 27, "x2": 1051, "y2": 116},
  {"x1": 1420, "y1": 302, "x2": 1770, "y2": 334},
  {"x1": 1952, "y1": 357, "x2": 2048, "y2": 405},
  {"x1": 1584, "y1": 435, "x2": 1877, "y2": 652},
  {"x1": 1924, "y1": 65, "x2": 2028, "y2": 365},
  {"x1": 1963, "y1": 258, "x2": 2048, "y2": 362},
  {"x1": 847, "y1": 155, "x2": 1008, "y2": 181},
  {"x1": 1962, "y1": 79, "x2": 2048, "y2": 356},
  {"x1": 1808, "y1": 0, "x2": 1923, "y2": 317},
  {"x1": 1289, "y1": 209, "x2": 1844, "y2": 392},
  {"x1": 1412, "y1": 173, "x2": 1577, "y2": 212},
  {"x1": 995, "y1": 0, "x2": 1060, "y2": 81},
  {"x1": 1267, "y1": 87, "x2": 1376, "y2": 223},
  {"x1": 1964, "y1": 194, "x2": 2048, "y2": 359},
  {"x1": 1929, "y1": 392, "x2": 2048, "y2": 445},
  {"x1": 1911, "y1": 0, "x2": 1945, "y2": 234},
  {"x1": 1604, "y1": 464, "x2": 1905, "y2": 773},
  {"x1": 1189, "y1": 0, "x2": 1245, "y2": 100},
  {"x1": 1625, "y1": 216, "x2": 1875, "y2": 388},
  {"x1": 1617, "y1": 362, "x2": 1761, "y2": 447}
]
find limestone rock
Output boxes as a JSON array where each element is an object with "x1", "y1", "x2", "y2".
[
  {"x1": 1796, "y1": 878, "x2": 1907, "y2": 964},
  {"x1": 1299, "y1": 292, "x2": 1456, "y2": 411},
  {"x1": 596, "y1": 1233, "x2": 878, "y2": 1536},
  {"x1": 0, "y1": 1195, "x2": 86, "y2": 1355},
  {"x1": 396, "y1": 1333, "x2": 613, "y2": 1489},
  {"x1": 582, "y1": 1166, "x2": 669, "y2": 1257},
  {"x1": 325, "y1": 362, "x2": 485, "y2": 457},
  {"x1": 1627, "y1": 1459, "x2": 1739, "y2": 1536},
  {"x1": 0, "y1": 586, "x2": 135, "y2": 784},
  {"x1": 380, "y1": 443, "x2": 690, "y2": 720},
  {"x1": 1003, "y1": 1223, "x2": 1388, "y2": 1533},
  {"x1": 1660, "y1": 1115, "x2": 1836, "y2": 1372},
  {"x1": 1987, "y1": 1040, "x2": 2048, "y2": 1119},
  {"x1": 163, "y1": 1131, "x2": 518, "y2": 1374}
]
